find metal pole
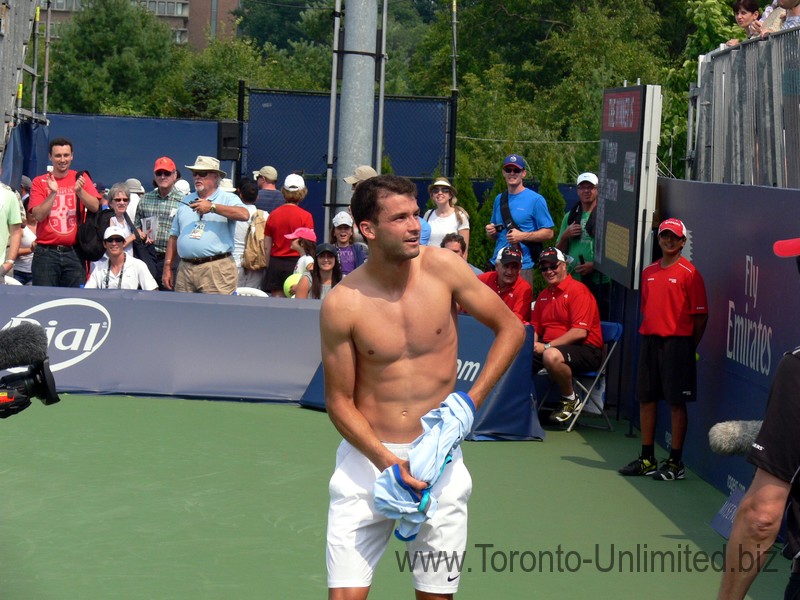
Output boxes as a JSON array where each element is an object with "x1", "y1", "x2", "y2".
[
  {"x1": 43, "y1": 0, "x2": 51, "y2": 117},
  {"x1": 335, "y1": 0, "x2": 377, "y2": 211},
  {"x1": 236, "y1": 79, "x2": 245, "y2": 183},
  {"x1": 374, "y1": 0, "x2": 388, "y2": 173},
  {"x1": 31, "y1": 6, "x2": 40, "y2": 115},
  {"x1": 324, "y1": 0, "x2": 343, "y2": 243},
  {"x1": 446, "y1": 0, "x2": 458, "y2": 178}
]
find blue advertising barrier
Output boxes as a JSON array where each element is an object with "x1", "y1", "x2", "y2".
[
  {"x1": 299, "y1": 319, "x2": 545, "y2": 441},
  {"x1": 0, "y1": 286, "x2": 322, "y2": 401}
]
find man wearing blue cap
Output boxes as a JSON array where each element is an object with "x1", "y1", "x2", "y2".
[{"x1": 485, "y1": 153, "x2": 554, "y2": 287}]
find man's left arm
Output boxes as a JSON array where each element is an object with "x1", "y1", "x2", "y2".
[
  {"x1": 717, "y1": 468, "x2": 789, "y2": 600},
  {"x1": 194, "y1": 195, "x2": 249, "y2": 221},
  {"x1": 690, "y1": 269, "x2": 709, "y2": 347},
  {"x1": 75, "y1": 173, "x2": 101, "y2": 212},
  {"x1": 507, "y1": 227, "x2": 554, "y2": 245},
  {"x1": 693, "y1": 314, "x2": 708, "y2": 348},
  {"x1": 451, "y1": 256, "x2": 526, "y2": 409},
  {"x1": 534, "y1": 328, "x2": 588, "y2": 355}
]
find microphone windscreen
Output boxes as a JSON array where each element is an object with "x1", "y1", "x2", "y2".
[
  {"x1": 708, "y1": 420, "x2": 763, "y2": 456},
  {"x1": 0, "y1": 323, "x2": 48, "y2": 370}
]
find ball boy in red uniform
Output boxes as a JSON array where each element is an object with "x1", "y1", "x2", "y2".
[{"x1": 619, "y1": 218, "x2": 708, "y2": 481}]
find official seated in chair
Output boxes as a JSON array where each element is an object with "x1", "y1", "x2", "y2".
[{"x1": 532, "y1": 247, "x2": 603, "y2": 424}]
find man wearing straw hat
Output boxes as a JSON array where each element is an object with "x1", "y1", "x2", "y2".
[{"x1": 163, "y1": 156, "x2": 249, "y2": 294}]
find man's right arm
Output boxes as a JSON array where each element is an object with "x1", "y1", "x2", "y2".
[
  {"x1": 320, "y1": 294, "x2": 417, "y2": 478},
  {"x1": 30, "y1": 177, "x2": 57, "y2": 223},
  {"x1": 717, "y1": 468, "x2": 789, "y2": 599}
]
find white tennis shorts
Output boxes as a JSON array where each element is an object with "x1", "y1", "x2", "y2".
[{"x1": 326, "y1": 439, "x2": 472, "y2": 594}]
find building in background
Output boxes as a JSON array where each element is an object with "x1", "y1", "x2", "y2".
[{"x1": 44, "y1": 0, "x2": 238, "y2": 48}]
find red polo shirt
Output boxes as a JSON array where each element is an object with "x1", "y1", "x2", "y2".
[
  {"x1": 639, "y1": 257, "x2": 707, "y2": 337},
  {"x1": 477, "y1": 271, "x2": 532, "y2": 323},
  {"x1": 531, "y1": 274, "x2": 602, "y2": 347}
]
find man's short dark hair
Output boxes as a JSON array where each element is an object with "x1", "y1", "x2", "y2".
[
  {"x1": 49, "y1": 137, "x2": 73, "y2": 153},
  {"x1": 351, "y1": 174, "x2": 417, "y2": 229},
  {"x1": 441, "y1": 232, "x2": 466, "y2": 253},
  {"x1": 237, "y1": 177, "x2": 258, "y2": 203}
]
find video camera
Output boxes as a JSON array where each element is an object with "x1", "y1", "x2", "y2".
[{"x1": 0, "y1": 323, "x2": 61, "y2": 419}]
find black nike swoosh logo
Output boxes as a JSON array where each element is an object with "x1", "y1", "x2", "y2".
[{"x1": 447, "y1": 574, "x2": 460, "y2": 582}]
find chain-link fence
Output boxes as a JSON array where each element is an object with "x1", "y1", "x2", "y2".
[
  {"x1": 688, "y1": 27, "x2": 800, "y2": 189},
  {"x1": 245, "y1": 88, "x2": 449, "y2": 181}
]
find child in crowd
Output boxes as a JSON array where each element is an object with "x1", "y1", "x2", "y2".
[
  {"x1": 285, "y1": 226, "x2": 317, "y2": 276},
  {"x1": 294, "y1": 243, "x2": 342, "y2": 300},
  {"x1": 330, "y1": 211, "x2": 368, "y2": 275}
]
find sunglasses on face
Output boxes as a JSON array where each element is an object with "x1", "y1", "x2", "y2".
[
  {"x1": 106, "y1": 237, "x2": 125, "y2": 244},
  {"x1": 539, "y1": 264, "x2": 558, "y2": 273},
  {"x1": 192, "y1": 171, "x2": 210, "y2": 178},
  {"x1": 113, "y1": 197, "x2": 129, "y2": 203},
  {"x1": 432, "y1": 187, "x2": 450, "y2": 194},
  {"x1": 503, "y1": 167, "x2": 522, "y2": 174},
  {"x1": 155, "y1": 170, "x2": 173, "y2": 177}
]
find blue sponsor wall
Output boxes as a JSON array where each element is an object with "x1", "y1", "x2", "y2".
[{"x1": 641, "y1": 179, "x2": 800, "y2": 496}]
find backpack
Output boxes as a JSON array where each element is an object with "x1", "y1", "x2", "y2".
[
  {"x1": 75, "y1": 204, "x2": 114, "y2": 263},
  {"x1": 242, "y1": 209, "x2": 268, "y2": 270}
]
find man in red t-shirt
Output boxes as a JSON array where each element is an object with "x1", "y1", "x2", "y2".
[
  {"x1": 29, "y1": 137, "x2": 102, "y2": 287},
  {"x1": 531, "y1": 247, "x2": 603, "y2": 424},
  {"x1": 619, "y1": 218, "x2": 708, "y2": 481},
  {"x1": 477, "y1": 247, "x2": 532, "y2": 323}
]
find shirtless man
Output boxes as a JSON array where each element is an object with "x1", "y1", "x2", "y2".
[{"x1": 321, "y1": 175, "x2": 525, "y2": 600}]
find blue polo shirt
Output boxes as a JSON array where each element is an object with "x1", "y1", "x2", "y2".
[{"x1": 170, "y1": 189, "x2": 246, "y2": 259}]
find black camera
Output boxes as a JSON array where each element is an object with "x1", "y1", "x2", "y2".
[
  {"x1": 493, "y1": 223, "x2": 505, "y2": 232},
  {"x1": 0, "y1": 358, "x2": 61, "y2": 419}
]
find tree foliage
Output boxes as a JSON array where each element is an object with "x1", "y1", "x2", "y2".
[
  {"x1": 50, "y1": 0, "x2": 178, "y2": 114},
  {"x1": 233, "y1": 0, "x2": 310, "y2": 50},
  {"x1": 47, "y1": 0, "x2": 745, "y2": 184}
]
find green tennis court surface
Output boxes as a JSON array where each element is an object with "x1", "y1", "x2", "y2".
[{"x1": 0, "y1": 396, "x2": 786, "y2": 599}]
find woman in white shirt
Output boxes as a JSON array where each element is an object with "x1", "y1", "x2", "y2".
[
  {"x1": 423, "y1": 177, "x2": 470, "y2": 254},
  {"x1": 85, "y1": 226, "x2": 158, "y2": 290}
]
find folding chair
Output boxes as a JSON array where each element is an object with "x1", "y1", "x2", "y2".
[
  {"x1": 564, "y1": 321, "x2": 623, "y2": 432},
  {"x1": 534, "y1": 321, "x2": 622, "y2": 432}
]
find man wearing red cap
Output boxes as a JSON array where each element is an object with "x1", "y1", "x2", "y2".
[
  {"x1": 619, "y1": 218, "x2": 708, "y2": 481},
  {"x1": 134, "y1": 156, "x2": 183, "y2": 289},
  {"x1": 477, "y1": 246, "x2": 532, "y2": 323}
]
